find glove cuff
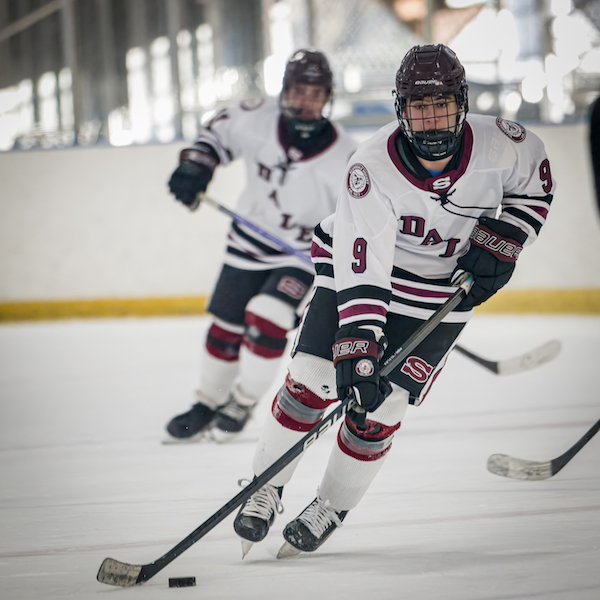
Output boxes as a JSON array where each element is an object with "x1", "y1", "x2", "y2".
[
  {"x1": 332, "y1": 336, "x2": 380, "y2": 367},
  {"x1": 468, "y1": 222, "x2": 524, "y2": 263},
  {"x1": 180, "y1": 145, "x2": 219, "y2": 170}
]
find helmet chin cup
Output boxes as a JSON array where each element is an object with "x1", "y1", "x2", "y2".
[{"x1": 411, "y1": 129, "x2": 461, "y2": 160}]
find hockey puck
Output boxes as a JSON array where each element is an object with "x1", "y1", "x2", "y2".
[{"x1": 169, "y1": 577, "x2": 196, "y2": 588}]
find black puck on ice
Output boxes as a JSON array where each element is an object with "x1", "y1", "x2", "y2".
[{"x1": 169, "y1": 576, "x2": 196, "y2": 588}]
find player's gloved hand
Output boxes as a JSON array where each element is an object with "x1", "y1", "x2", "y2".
[
  {"x1": 455, "y1": 217, "x2": 527, "y2": 310},
  {"x1": 168, "y1": 145, "x2": 219, "y2": 210},
  {"x1": 332, "y1": 325, "x2": 391, "y2": 413}
]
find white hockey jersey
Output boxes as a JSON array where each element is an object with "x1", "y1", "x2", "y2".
[
  {"x1": 196, "y1": 97, "x2": 358, "y2": 273},
  {"x1": 311, "y1": 114, "x2": 555, "y2": 325}
]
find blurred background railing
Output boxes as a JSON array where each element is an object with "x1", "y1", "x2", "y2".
[{"x1": 0, "y1": 0, "x2": 599, "y2": 151}]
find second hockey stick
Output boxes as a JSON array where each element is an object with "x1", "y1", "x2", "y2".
[
  {"x1": 453, "y1": 339, "x2": 561, "y2": 376},
  {"x1": 487, "y1": 417, "x2": 600, "y2": 481},
  {"x1": 201, "y1": 194, "x2": 557, "y2": 377},
  {"x1": 96, "y1": 274, "x2": 473, "y2": 587}
]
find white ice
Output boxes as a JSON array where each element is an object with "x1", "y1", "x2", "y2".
[{"x1": 0, "y1": 314, "x2": 599, "y2": 600}]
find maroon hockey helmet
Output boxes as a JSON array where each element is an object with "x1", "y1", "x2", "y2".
[
  {"x1": 282, "y1": 49, "x2": 333, "y2": 97},
  {"x1": 394, "y1": 44, "x2": 469, "y2": 160},
  {"x1": 280, "y1": 49, "x2": 334, "y2": 138}
]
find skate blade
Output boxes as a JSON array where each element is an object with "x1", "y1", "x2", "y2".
[
  {"x1": 277, "y1": 541, "x2": 302, "y2": 559},
  {"x1": 161, "y1": 431, "x2": 208, "y2": 445},
  {"x1": 209, "y1": 428, "x2": 242, "y2": 444},
  {"x1": 241, "y1": 539, "x2": 254, "y2": 559}
]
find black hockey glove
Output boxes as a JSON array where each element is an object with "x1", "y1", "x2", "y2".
[
  {"x1": 168, "y1": 145, "x2": 220, "y2": 210},
  {"x1": 455, "y1": 217, "x2": 527, "y2": 310},
  {"x1": 332, "y1": 325, "x2": 392, "y2": 413}
]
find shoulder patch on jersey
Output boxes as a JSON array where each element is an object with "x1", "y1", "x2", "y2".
[
  {"x1": 240, "y1": 98, "x2": 265, "y2": 111},
  {"x1": 495, "y1": 117, "x2": 526, "y2": 143},
  {"x1": 347, "y1": 163, "x2": 371, "y2": 198}
]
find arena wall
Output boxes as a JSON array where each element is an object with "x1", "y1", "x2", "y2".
[{"x1": 0, "y1": 122, "x2": 599, "y2": 319}]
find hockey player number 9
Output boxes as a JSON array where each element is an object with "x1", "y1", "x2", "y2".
[
  {"x1": 352, "y1": 238, "x2": 367, "y2": 273},
  {"x1": 539, "y1": 159, "x2": 552, "y2": 194}
]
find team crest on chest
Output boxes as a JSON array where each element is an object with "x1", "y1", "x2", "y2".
[
  {"x1": 495, "y1": 117, "x2": 526, "y2": 143},
  {"x1": 347, "y1": 163, "x2": 371, "y2": 198}
]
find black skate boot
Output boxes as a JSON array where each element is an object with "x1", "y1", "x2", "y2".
[
  {"x1": 278, "y1": 496, "x2": 347, "y2": 557},
  {"x1": 165, "y1": 397, "x2": 216, "y2": 443},
  {"x1": 233, "y1": 482, "x2": 284, "y2": 557},
  {"x1": 211, "y1": 389, "x2": 257, "y2": 443}
]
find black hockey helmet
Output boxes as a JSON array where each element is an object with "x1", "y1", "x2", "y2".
[
  {"x1": 394, "y1": 44, "x2": 469, "y2": 160},
  {"x1": 280, "y1": 49, "x2": 333, "y2": 138}
]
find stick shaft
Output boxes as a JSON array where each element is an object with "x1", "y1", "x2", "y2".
[
  {"x1": 98, "y1": 273, "x2": 472, "y2": 586},
  {"x1": 202, "y1": 195, "x2": 313, "y2": 266},
  {"x1": 551, "y1": 417, "x2": 600, "y2": 475}
]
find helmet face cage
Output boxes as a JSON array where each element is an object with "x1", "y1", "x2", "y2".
[
  {"x1": 394, "y1": 44, "x2": 469, "y2": 160},
  {"x1": 280, "y1": 49, "x2": 334, "y2": 136}
]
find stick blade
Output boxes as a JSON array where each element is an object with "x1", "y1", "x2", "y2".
[
  {"x1": 97, "y1": 557, "x2": 143, "y2": 587},
  {"x1": 487, "y1": 453, "x2": 553, "y2": 480},
  {"x1": 497, "y1": 340, "x2": 561, "y2": 376}
]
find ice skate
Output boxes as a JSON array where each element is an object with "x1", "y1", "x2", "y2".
[
  {"x1": 233, "y1": 482, "x2": 284, "y2": 557},
  {"x1": 163, "y1": 392, "x2": 217, "y2": 443},
  {"x1": 211, "y1": 388, "x2": 257, "y2": 443},
  {"x1": 278, "y1": 496, "x2": 347, "y2": 558}
]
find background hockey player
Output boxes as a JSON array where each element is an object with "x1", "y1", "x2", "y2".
[
  {"x1": 232, "y1": 44, "x2": 555, "y2": 556},
  {"x1": 165, "y1": 50, "x2": 358, "y2": 443}
]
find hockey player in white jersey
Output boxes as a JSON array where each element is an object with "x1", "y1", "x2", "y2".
[
  {"x1": 232, "y1": 44, "x2": 555, "y2": 555},
  {"x1": 165, "y1": 50, "x2": 358, "y2": 443}
]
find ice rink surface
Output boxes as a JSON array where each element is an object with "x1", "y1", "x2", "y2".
[{"x1": 0, "y1": 314, "x2": 598, "y2": 600}]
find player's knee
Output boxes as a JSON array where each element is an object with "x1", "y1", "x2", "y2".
[
  {"x1": 205, "y1": 317, "x2": 244, "y2": 361},
  {"x1": 343, "y1": 384, "x2": 408, "y2": 449},
  {"x1": 271, "y1": 352, "x2": 337, "y2": 431},
  {"x1": 371, "y1": 384, "x2": 409, "y2": 427},
  {"x1": 243, "y1": 294, "x2": 296, "y2": 359}
]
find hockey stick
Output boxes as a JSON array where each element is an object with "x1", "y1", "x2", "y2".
[
  {"x1": 202, "y1": 194, "x2": 313, "y2": 265},
  {"x1": 487, "y1": 417, "x2": 600, "y2": 481},
  {"x1": 202, "y1": 194, "x2": 554, "y2": 377},
  {"x1": 453, "y1": 340, "x2": 561, "y2": 376},
  {"x1": 96, "y1": 274, "x2": 473, "y2": 587}
]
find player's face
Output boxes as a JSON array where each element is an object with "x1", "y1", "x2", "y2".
[
  {"x1": 405, "y1": 95, "x2": 458, "y2": 132},
  {"x1": 284, "y1": 83, "x2": 329, "y2": 120}
]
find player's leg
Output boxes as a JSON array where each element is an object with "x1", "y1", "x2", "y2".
[
  {"x1": 212, "y1": 267, "x2": 314, "y2": 441},
  {"x1": 165, "y1": 265, "x2": 267, "y2": 441},
  {"x1": 282, "y1": 313, "x2": 466, "y2": 553},
  {"x1": 233, "y1": 286, "x2": 338, "y2": 543}
]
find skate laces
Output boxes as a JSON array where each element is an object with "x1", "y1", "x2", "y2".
[
  {"x1": 219, "y1": 396, "x2": 255, "y2": 422},
  {"x1": 298, "y1": 495, "x2": 343, "y2": 537},
  {"x1": 237, "y1": 480, "x2": 284, "y2": 519}
]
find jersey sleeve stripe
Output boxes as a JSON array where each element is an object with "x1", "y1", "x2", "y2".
[
  {"x1": 502, "y1": 206, "x2": 544, "y2": 235},
  {"x1": 339, "y1": 307, "x2": 387, "y2": 327},
  {"x1": 315, "y1": 263, "x2": 334, "y2": 278},
  {"x1": 231, "y1": 222, "x2": 287, "y2": 255},
  {"x1": 311, "y1": 240, "x2": 332, "y2": 260},
  {"x1": 392, "y1": 282, "x2": 454, "y2": 299},
  {"x1": 337, "y1": 285, "x2": 392, "y2": 305}
]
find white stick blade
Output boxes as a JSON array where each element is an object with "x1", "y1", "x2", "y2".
[
  {"x1": 487, "y1": 454, "x2": 553, "y2": 480},
  {"x1": 96, "y1": 557, "x2": 142, "y2": 587},
  {"x1": 497, "y1": 340, "x2": 561, "y2": 376}
]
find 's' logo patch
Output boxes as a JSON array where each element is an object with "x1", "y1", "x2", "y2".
[
  {"x1": 347, "y1": 163, "x2": 371, "y2": 198},
  {"x1": 400, "y1": 356, "x2": 433, "y2": 383}
]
